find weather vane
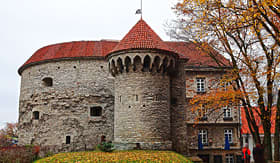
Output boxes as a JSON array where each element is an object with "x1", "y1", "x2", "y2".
[{"x1": 135, "y1": 0, "x2": 143, "y2": 19}]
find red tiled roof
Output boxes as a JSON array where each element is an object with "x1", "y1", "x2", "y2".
[
  {"x1": 166, "y1": 42, "x2": 231, "y2": 67},
  {"x1": 19, "y1": 40, "x2": 119, "y2": 74},
  {"x1": 109, "y1": 19, "x2": 175, "y2": 55},
  {"x1": 241, "y1": 107, "x2": 276, "y2": 134},
  {"x1": 18, "y1": 20, "x2": 231, "y2": 74}
]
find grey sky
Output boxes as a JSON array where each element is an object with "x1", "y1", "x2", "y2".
[{"x1": 0, "y1": 0, "x2": 177, "y2": 124}]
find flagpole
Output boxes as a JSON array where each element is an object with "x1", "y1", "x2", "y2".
[{"x1": 141, "y1": 0, "x2": 143, "y2": 19}]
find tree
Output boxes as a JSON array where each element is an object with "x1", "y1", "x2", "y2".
[
  {"x1": 0, "y1": 123, "x2": 18, "y2": 147},
  {"x1": 171, "y1": 0, "x2": 280, "y2": 161}
]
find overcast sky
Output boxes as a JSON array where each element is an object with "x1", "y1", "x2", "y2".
[{"x1": 0, "y1": 0, "x2": 178, "y2": 124}]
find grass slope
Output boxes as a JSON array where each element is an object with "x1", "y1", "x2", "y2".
[{"x1": 35, "y1": 150, "x2": 192, "y2": 163}]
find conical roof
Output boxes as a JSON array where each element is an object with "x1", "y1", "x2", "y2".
[{"x1": 108, "y1": 19, "x2": 175, "y2": 55}]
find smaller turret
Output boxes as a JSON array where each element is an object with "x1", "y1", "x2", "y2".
[{"x1": 107, "y1": 19, "x2": 179, "y2": 150}]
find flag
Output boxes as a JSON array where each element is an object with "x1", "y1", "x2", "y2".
[
  {"x1": 135, "y1": 9, "x2": 142, "y2": 14},
  {"x1": 198, "y1": 134, "x2": 203, "y2": 150},
  {"x1": 224, "y1": 135, "x2": 230, "y2": 150}
]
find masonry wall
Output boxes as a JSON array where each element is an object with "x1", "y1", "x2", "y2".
[
  {"x1": 18, "y1": 59, "x2": 114, "y2": 152},
  {"x1": 170, "y1": 59, "x2": 188, "y2": 154},
  {"x1": 185, "y1": 69, "x2": 242, "y2": 162},
  {"x1": 109, "y1": 51, "x2": 176, "y2": 150}
]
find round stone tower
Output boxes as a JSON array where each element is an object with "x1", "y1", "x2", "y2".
[{"x1": 107, "y1": 19, "x2": 178, "y2": 150}]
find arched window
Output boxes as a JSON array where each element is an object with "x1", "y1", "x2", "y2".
[
  {"x1": 90, "y1": 106, "x2": 102, "y2": 116},
  {"x1": 42, "y1": 77, "x2": 53, "y2": 87},
  {"x1": 142, "y1": 55, "x2": 151, "y2": 72},
  {"x1": 33, "y1": 111, "x2": 39, "y2": 120}
]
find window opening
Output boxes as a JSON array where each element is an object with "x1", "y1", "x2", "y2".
[
  {"x1": 66, "y1": 136, "x2": 71, "y2": 144},
  {"x1": 199, "y1": 129, "x2": 208, "y2": 144},
  {"x1": 90, "y1": 106, "x2": 102, "y2": 116},
  {"x1": 224, "y1": 129, "x2": 233, "y2": 143},
  {"x1": 196, "y1": 78, "x2": 205, "y2": 92},
  {"x1": 223, "y1": 107, "x2": 232, "y2": 118},
  {"x1": 42, "y1": 77, "x2": 53, "y2": 87},
  {"x1": 225, "y1": 154, "x2": 234, "y2": 163},
  {"x1": 33, "y1": 111, "x2": 39, "y2": 120}
]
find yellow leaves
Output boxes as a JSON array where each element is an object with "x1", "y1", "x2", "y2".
[{"x1": 35, "y1": 151, "x2": 192, "y2": 163}]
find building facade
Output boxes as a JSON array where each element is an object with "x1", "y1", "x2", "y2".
[{"x1": 17, "y1": 19, "x2": 239, "y2": 162}]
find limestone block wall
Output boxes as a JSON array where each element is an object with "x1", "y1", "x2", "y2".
[
  {"x1": 108, "y1": 51, "x2": 176, "y2": 150},
  {"x1": 18, "y1": 59, "x2": 114, "y2": 152}
]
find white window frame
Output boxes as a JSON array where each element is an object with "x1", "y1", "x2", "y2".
[
  {"x1": 196, "y1": 78, "x2": 206, "y2": 93},
  {"x1": 199, "y1": 129, "x2": 208, "y2": 144},
  {"x1": 224, "y1": 129, "x2": 233, "y2": 143},
  {"x1": 225, "y1": 154, "x2": 234, "y2": 163},
  {"x1": 223, "y1": 107, "x2": 232, "y2": 118}
]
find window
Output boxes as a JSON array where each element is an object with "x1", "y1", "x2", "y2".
[
  {"x1": 196, "y1": 78, "x2": 205, "y2": 93},
  {"x1": 223, "y1": 107, "x2": 232, "y2": 118},
  {"x1": 90, "y1": 106, "x2": 102, "y2": 116},
  {"x1": 199, "y1": 129, "x2": 208, "y2": 144},
  {"x1": 225, "y1": 154, "x2": 234, "y2": 163},
  {"x1": 224, "y1": 129, "x2": 233, "y2": 143},
  {"x1": 66, "y1": 136, "x2": 71, "y2": 144},
  {"x1": 198, "y1": 106, "x2": 207, "y2": 120},
  {"x1": 33, "y1": 111, "x2": 39, "y2": 120},
  {"x1": 223, "y1": 107, "x2": 232, "y2": 120},
  {"x1": 42, "y1": 77, "x2": 53, "y2": 87},
  {"x1": 136, "y1": 95, "x2": 138, "y2": 101}
]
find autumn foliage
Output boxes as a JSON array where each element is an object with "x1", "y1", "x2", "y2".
[
  {"x1": 172, "y1": 0, "x2": 280, "y2": 161},
  {"x1": 35, "y1": 150, "x2": 191, "y2": 163}
]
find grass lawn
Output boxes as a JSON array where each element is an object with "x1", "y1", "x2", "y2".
[{"x1": 34, "y1": 150, "x2": 192, "y2": 163}]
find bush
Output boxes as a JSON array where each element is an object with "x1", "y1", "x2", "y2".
[
  {"x1": 97, "y1": 141, "x2": 114, "y2": 152},
  {"x1": 0, "y1": 146, "x2": 39, "y2": 163}
]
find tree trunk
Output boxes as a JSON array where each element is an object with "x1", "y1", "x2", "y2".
[
  {"x1": 274, "y1": 90, "x2": 280, "y2": 161},
  {"x1": 263, "y1": 118, "x2": 273, "y2": 161}
]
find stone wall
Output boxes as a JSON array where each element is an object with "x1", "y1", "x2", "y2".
[
  {"x1": 18, "y1": 59, "x2": 114, "y2": 152},
  {"x1": 170, "y1": 59, "x2": 188, "y2": 154}
]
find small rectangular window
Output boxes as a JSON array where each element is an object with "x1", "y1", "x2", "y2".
[
  {"x1": 66, "y1": 136, "x2": 71, "y2": 144},
  {"x1": 225, "y1": 154, "x2": 234, "y2": 163},
  {"x1": 136, "y1": 95, "x2": 138, "y2": 101},
  {"x1": 90, "y1": 106, "x2": 102, "y2": 116},
  {"x1": 196, "y1": 78, "x2": 206, "y2": 93},
  {"x1": 33, "y1": 111, "x2": 39, "y2": 120}
]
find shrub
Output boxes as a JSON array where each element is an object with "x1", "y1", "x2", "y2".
[
  {"x1": 97, "y1": 141, "x2": 114, "y2": 152},
  {"x1": 0, "y1": 146, "x2": 39, "y2": 163}
]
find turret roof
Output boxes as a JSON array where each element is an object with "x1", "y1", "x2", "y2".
[{"x1": 109, "y1": 19, "x2": 175, "y2": 55}]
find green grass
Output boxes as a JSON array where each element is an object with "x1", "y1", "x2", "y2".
[{"x1": 35, "y1": 150, "x2": 192, "y2": 163}]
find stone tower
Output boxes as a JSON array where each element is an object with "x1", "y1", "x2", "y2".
[{"x1": 107, "y1": 19, "x2": 179, "y2": 150}]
